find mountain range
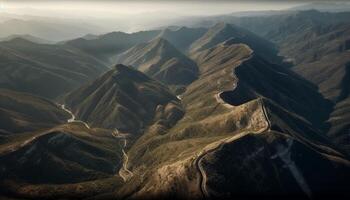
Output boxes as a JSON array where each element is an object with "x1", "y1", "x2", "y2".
[
  {"x1": 0, "y1": 9, "x2": 350, "y2": 199},
  {"x1": 0, "y1": 18, "x2": 105, "y2": 42},
  {"x1": 231, "y1": 9, "x2": 350, "y2": 155}
]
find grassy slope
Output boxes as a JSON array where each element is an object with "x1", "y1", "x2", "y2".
[
  {"x1": 116, "y1": 38, "x2": 199, "y2": 92},
  {"x1": 110, "y1": 41, "x2": 349, "y2": 199},
  {"x1": 0, "y1": 90, "x2": 125, "y2": 199},
  {"x1": 0, "y1": 38, "x2": 108, "y2": 99},
  {"x1": 0, "y1": 89, "x2": 69, "y2": 134},
  {"x1": 0, "y1": 123, "x2": 124, "y2": 199},
  {"x1": 63, "y1": 64, "x2": 183, "y2": 134}
]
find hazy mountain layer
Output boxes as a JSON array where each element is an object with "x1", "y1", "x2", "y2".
[
  {"x1": 0, "y1": 18, "x2": 103, "y2": 42},
  {"x1": 157, "y1": 27, "x2": 207, "y2": 53},
  {"x1": 0, "y1": 34, "x2": 53, "y2": 44},
  {"x1": 66, "y1": 30, "x2": 160, "y2": 64}
]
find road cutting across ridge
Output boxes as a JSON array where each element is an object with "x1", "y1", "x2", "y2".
[
  {"x1": 60, "y1": 104, "x2": 90, "y2": 129},
  {"x1": 196, "y1": 98, "x2": 270, "y2": 198},
  {"x1": 196, "y1": 54, "x2": 271, "y2": 198},
  {"x1": 112, "y1": 129, "x2": 133, "y2": 182},
  {"x1": 60, "y1": 104, "x2": 133, "y2": 182}
]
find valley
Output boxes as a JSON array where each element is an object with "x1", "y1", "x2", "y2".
[{"x1": 0, "y1": 3, "x2": 350, "y2": 199}]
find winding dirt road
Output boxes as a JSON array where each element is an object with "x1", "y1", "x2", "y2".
[
  {"x1": 196, "y1": 54, "x2": 271, "y2": 198},
  {"x1": 112, "y1": 129, "x2": 133, "y2": 182},
  {"x1": 1, "y1": 104, "x2": 92, "y2": 156},
  {"x1": 60, "y1": 104, "x2": 90, "y2": 129},
  {"x1": 60, "y1": 104, "x2": 133, "y2": 182},
  {"x1": 196, "y1": 98, "x2": 271, "y2": 198}
]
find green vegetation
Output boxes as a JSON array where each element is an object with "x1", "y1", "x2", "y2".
[{"x1": 0, "y1": 38, "x2": 108, "y2": 99}]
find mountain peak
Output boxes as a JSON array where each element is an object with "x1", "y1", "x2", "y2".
[
  {"x1": 149, "y1": 37, "x2": 171, "y2": 46},
  {"x1": 189, "y1": 23, "x2": 242, "y2": 54},
  {"x1": 116, "y1": 37, "x2": 198, "y2": 88},
  {"x1": 63, "y1": 66, "x2": 182, "y2": 133},
  {"x1": 111, "y1": 64, "x2": 150, "y2": 83}
]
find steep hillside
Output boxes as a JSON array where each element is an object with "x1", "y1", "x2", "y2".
[
  {"x1": 0, "y1": 89, "x2": 69, "y2": 134},
  {"x1": 0, "y1": 124, "x2": 122, "y2": 184},
  {"x1": 116, "y1": 38, "x2": 198, "y2": 92},
  {"x1": 1, "y1": 12, "x2": 350, "y2": 199},
  {"x1": 193, "y1": 40, "x2": 331, "y2": 127},
  {"x1": 327, "y1": 97, "x2": 350, "y2": 154},
  {"x1": 1, "y1": 31, "x2": 348, "y2": 200},
  {"x1": 0, "y1": 38, "x2": 108, "y2": 99},
  {"x1": 234, "y1": 10, "x2": 350, "y2": 102},
  {"x1": 65, "y1": 30, "x2": 160, "y2": 64},
  {"x1": 291, "y1": 24, "x2": 350, "y2": 102},
  {"x1": 232, "y1": 10, "x2": 350, "y2": 155},
  {"x1": 63, "y1": 64, "x2": 184, "y2": 135},
  {"x1": 0, "y1": 123, "x2": 125, "y2": 200},
  {"x1": 200, "y1": 99, "x2": 350, "y2": 198},
  {"x1": 0, "y1": 90, "x2": 126, "y2": 199},
  {"x1": 157, "y1": 27, "x2": 207, "y2": 52},
  {"x1": 0, "y1": 65, "x2": 183, "y2": 200},
  {"x1": 189, "y1": 22, "x2": 280, "y2": 63},
  {"x1": 106, "y1": 43, "x2": 346, "y2": 199}
]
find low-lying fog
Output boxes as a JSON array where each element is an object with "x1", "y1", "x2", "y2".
[{"x1": 0, "y1": 0, "x2": 349, "y2": 41}]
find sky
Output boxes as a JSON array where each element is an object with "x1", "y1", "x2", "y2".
[
  {"x1": 0, "y1": 0, "x2": 349, "y2": 36},
  {"x1": 0, "y1": 0, "x2": 307, "y2": 18}
]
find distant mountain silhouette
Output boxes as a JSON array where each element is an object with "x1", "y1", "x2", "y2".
[
  {"x1": 66, "y1": 30, "x2": 160, "y2": 64},
  {"x1": 157, "y1": 26, "x2": 207, "y2": 52},
  {"x1": 0, "y1": 34, "x2": 53, "y2": 44}
]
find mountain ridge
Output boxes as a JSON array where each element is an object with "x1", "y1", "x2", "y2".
[
  {"x1": 0, "y1": 38, "x2": 108, "y2": 99},
  {"x1": 116, "y1": 37, "x2": 199, "y2": 93}
]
